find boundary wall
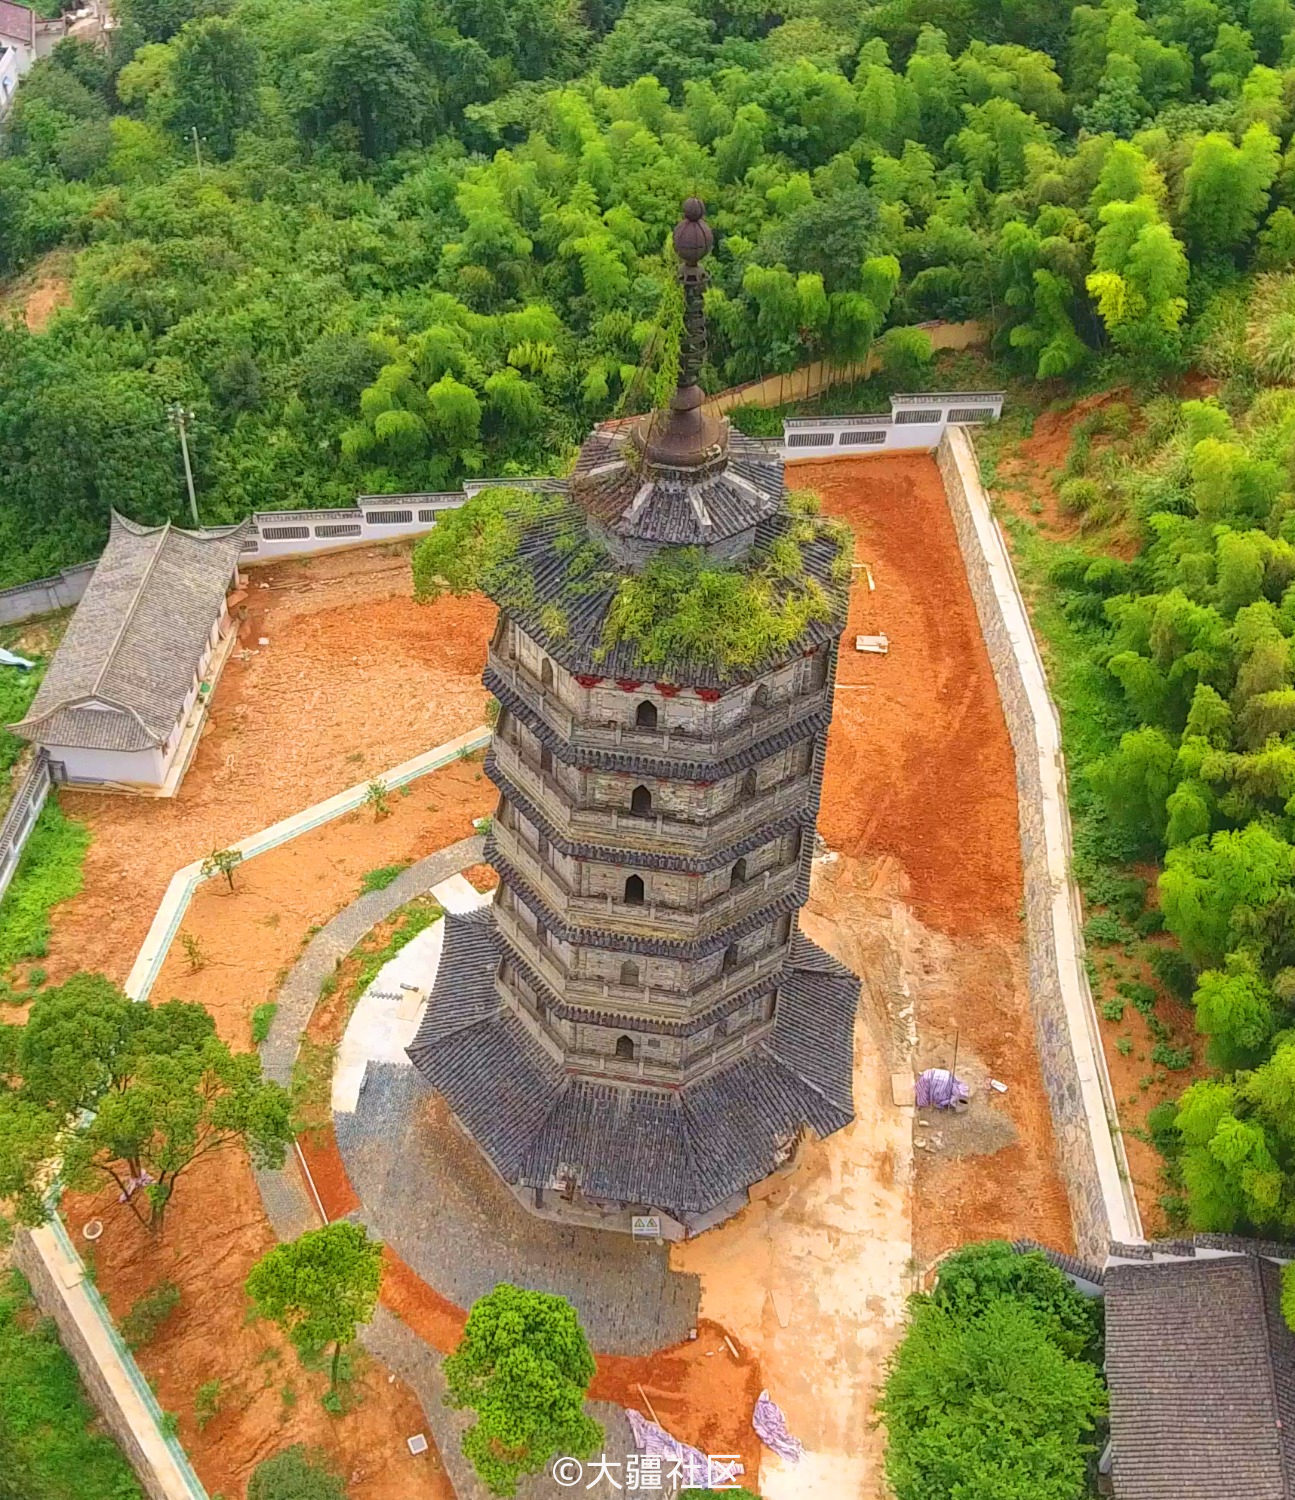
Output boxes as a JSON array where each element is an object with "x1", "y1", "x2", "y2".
[
  {"x1": 12, "y1": 1217, "x2": 208, "y2": 1500},
  {"x1": 936, "y1": 424, "x2": 1141, "y2": 1259},
  {"x1": 0, "y1": 747, "x2": 49, "y2": 900}
]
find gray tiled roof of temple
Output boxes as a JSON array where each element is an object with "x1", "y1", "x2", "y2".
[
  {"x1": 1105, "y1": 1253, "x2": 1295, "y2": 1499},
  {"x1": 10, "y1": 513, "x2": 247, "y2": 751},
  {"x1": 407, "y1": 910, "x2": 857, "y2": 1220}
]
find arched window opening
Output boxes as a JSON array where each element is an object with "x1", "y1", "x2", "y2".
[
  {"x1": 541, "y1": 658, "x2": 554, "y2": 691},
  {"x1": 730, "y1": 857, "x2": 748, "y2": 888},
  {"x1": 624, "y1": 874, "x2": 645, "y2": 906},
  {"x1": 540, "y1": 746, "x2": 553, "y2": 774},
  {"x1": 630, "y1": 784, "x2": 652, "y2": 817},
  {"x1": 754, "y1": 683, "x2": 770, "y2": 709},
  {"x1": 615, "y1": 1034, "x2": 636, "y2": 1061},
  {"x1": 741, "y1": 769, "x2": 758, "y2": 800},
  {"x1": 620, "y1": 960, "x2": 640, "y2": 987},
  {"x1": 635, "y1": 700, "x2": 657, "y2": 730},
  {"x1": 722, "y1": 943, "x2": 739, "y2": 973}
]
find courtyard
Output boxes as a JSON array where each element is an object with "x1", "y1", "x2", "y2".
[{"x1": 31, "y1": 451, "x2": 1072, "y2": 1499}]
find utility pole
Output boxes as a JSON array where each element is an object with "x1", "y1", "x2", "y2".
[
  {"x1": 191, "y1": 126, "x2": 203, "y2": 176},
  {"x1": 166, "y1": 403, "x2": 199, "y2": 527}
]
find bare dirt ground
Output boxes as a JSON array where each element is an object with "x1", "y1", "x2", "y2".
[
  {"x1": 0, "y1": 250, "x2": 72, "y2": 331},
  {"x1": 150, "y1": 757, "x2": 496, "y2": 1046},
  {"x1": 672, "y1": 453, "x2": 1075, "y2": 1500},
  {"x1": 41, "y1": 547, "x2": 494, "y2": 987},
  {"x1": 797, "y1": 453, "x2": 1073, "y2": 1261},
  {"x1": 63, "y1": 1154, "x2": 455, "y2": 1500}
]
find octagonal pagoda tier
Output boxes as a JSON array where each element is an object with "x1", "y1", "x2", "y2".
[{"x1": 407, "y1": 200, "x2": 861, "y2": 1239}]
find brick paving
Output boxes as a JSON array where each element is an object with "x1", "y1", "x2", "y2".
[{"x1": 337, "y1": 1065, "x2": 700, "y2": 1355}]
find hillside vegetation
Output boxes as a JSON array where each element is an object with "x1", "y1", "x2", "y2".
[{"x1": 0, "y1": 0, "x2": 1294, "y2": 583}]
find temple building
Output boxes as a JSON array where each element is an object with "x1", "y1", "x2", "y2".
[{"x1": 408, "y1": 199, "x2": 861, "y2": 1238}]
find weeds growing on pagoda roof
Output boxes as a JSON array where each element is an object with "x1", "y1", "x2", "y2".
[{"x1": 412, "y1": 483, "x2": 852, "y2": 673}]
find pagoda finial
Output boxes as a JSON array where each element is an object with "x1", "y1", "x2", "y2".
[
  {"x1": 635, "y1": 197, "x2": 728, "y2": 468},
  {"x1": 673, "y1": 197, "x2": 712, "y2": 393}
]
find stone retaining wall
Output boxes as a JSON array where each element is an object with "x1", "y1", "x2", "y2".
[
  {"x1": 936, "y1": 425, "x2": 1141, "y2": 1260},
  {"x1": 13, "y1": 1223, "x2": 207, "y2": 1500}
]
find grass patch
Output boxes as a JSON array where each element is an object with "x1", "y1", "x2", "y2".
[
  {"x1": 347, "y1": 897, "x2": 442, "y2": 999},
  {"x1": 0, "y1": 1269, "x2": 143, "y2": 1499},
  {"x1": 251, "y1": 1002, "x2": 278, "y2": 1045},
  {"x1": 360, "y1": 861, "x2": 411, "y2": 893},
  {"x1": 291, "y1": 1038, "x2": 337, "y2": 1134},
  {"x1": 0, "y1": 798, "x2": 90, "y2": 967}
]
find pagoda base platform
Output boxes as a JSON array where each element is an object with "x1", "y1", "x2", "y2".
[{"x1": 406, "y1": 906, "x2": 860, "y2": 1237}]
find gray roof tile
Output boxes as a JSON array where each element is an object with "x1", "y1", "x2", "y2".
[
  {"x1": 1106, "y1": 1255, "x2": 1295, "y2": 1500},
  {"x1": 11, "y1": 513, "x2": 248, "y2": 751},
  {"x1": 407, "y1": 909, "x2": 858, "y2": 1219}
]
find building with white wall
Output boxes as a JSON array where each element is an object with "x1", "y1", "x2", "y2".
[
  {"x1": 9, "y1": 513, "x2": 249, "y2": 794},
  {"x1": 0, "y1": 0, "x2": 66, "y2": 116}
]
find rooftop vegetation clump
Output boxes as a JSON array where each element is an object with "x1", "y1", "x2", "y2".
[
  {"x1": 599, "y1": 528, "x2": 842, "y2": 670},
  {"x1": 413, "y1": 479, "x2": 851, "y2": 671}
]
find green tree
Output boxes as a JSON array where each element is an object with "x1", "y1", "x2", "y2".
[
  {"x1": 444, "y1": 1283, "x2": 603, "y2": 1497},
  {"x1": 168, "y1": 16, "x2": 258, "y2": 158},
  {"x1": 248, "y1": 1445, "x2": 347, "y2": 1500},
  {"x1": 1180, "y1": 123, "x2": 1280, "y2": 260},
  {"x1": 878, "y1": 1295, "x2": 1105, "y2": 1500},
  {"x1": 1160, "y1": 823, "x2": 1294, "y2": 967},
  {"x1": 245, "y1": 1223, "x2": 384, "y2": 1391}
]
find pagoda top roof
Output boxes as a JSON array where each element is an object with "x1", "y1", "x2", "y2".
[{"x1": 571, "y1": 426, "x2": 783, "y2": 553}]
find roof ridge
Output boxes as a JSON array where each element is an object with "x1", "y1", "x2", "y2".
[
  {"x1": 90, "y1": 519, "x2": 174, "y2": 703},
  {"x1": 1254, "y1": 1254, "x2": 1294, "y2": 1490}
]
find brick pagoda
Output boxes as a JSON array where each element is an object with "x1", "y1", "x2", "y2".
[{"x1": 408, "y1": 199, "x2": 861, "y2": 1238}]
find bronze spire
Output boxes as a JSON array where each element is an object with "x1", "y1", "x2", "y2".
[{"x1": 634, "y1": 197, "x2": 729, "y2": 468}]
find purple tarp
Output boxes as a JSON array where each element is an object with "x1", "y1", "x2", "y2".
[
  {"x1": 915, "y1": 1068, "x2": 970, "y2": 1109},
  {"x1": 752, "y1": 1389, "x2": 804, "y2": 1463},
  {"x1": 626, "y1": 1409, "x2": 742, "y2": 1489}
]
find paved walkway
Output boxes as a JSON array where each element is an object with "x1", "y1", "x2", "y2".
[{"x1": 259, "y1": 836, "x2": 484, "y2": 1086}]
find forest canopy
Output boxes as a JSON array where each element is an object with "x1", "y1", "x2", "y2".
[{"x1": 5, "y1": 0, "x2": 1295, "y2": 580}]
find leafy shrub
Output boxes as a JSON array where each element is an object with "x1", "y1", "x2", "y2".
[
  {"x1": 248, "y1": 1445, "x2": 347, "y2": 1500},
  {"x1": 120, "y1": 1281, "x2": 181, "y2": 1350},
  {"x1": 1058, "y1": 477, "x2": 1100, "y2": 513},
  {"x1": 251, "y1": 1003, "x2": 278, "y2": 1045},
  {"x1": 1101, "y1": 996, "x2": 1125, "y2": 1021},
  {"x1": 360, "y1": 862, "x2": 411, "y2": 893},
  {"x1": 1117, "y1": 979, "x2": 1159, "y2": 1016},
  {"x1": 1151, "y1": 1041, "x2": 1194, "y2": 1070},
  {"x1": 1084, "y1": 912, "x2": 1130, "y2": 948},
  {"x1": 929, "y1": 1241, "x2": 1104, "y2": 1362}
]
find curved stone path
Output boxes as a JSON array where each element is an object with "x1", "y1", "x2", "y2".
[{"x1": 251, "y1": 834, "x2": 650, "y2": 1498}]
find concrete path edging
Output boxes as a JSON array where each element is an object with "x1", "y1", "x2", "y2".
[{"x1": 124, "y1": 726, "x2": 490, "y2": 1003}]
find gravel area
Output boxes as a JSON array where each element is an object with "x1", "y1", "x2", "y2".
[{"x1": 338, "y1": 1065, "x2": 700, "y2": 1356}]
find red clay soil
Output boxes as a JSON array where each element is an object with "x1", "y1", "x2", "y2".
[
  {"x1": 793, "y1": 453, "x2": 1075, "y2": 1260},
  {"x1": 38, "y1": 547, "x2": 495, "y2": 989},
  {"x1": 62, "y1": 1151, "x2": 455, "y2": 1500},
  {"x1": 145, "y1": 757, "x2": 496, "y2": 1047}
]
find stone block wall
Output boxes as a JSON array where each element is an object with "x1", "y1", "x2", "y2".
[
  {"x1": 936, "y1": 426, "x2": 1141, "y2": 1261},
  {"x1": 13, "y1": 1223, "x2": 207, "y2": 1500}
]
